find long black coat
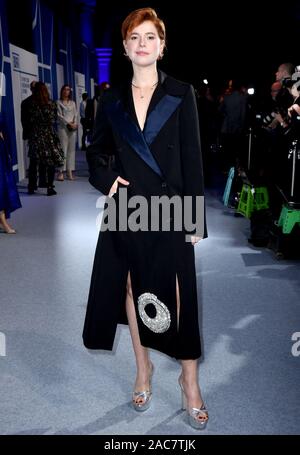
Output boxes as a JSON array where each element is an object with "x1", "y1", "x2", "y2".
[
  {"x1": 83, "y1": 70, "x2": 207, "y2": 360},
  {"x1": 21, "y1": 95, "x2": 34, "y2": 140}
]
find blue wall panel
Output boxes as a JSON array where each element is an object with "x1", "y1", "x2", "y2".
[
  {"x1": 0, "y1": 0, "x2": 18, "y2": 175},
  {"x1": 31, "y1": 0, "x2": 57, "y2": 99}
]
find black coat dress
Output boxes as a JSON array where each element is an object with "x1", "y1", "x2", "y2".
[{"x1": 82, "y1": 70, "x2": 207, "y2": 360}]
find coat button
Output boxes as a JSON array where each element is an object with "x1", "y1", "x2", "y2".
[{"x1": 161, "y1": 182, "x2": 167, "y2": 188}]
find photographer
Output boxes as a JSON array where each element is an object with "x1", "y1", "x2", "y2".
[
  {"x1": 279, "y1": 77, "x2": 300, "y2": 201},
  {"x1": 246, "y1": 81, "x2": 288, "y2": 246},
  {"x1": 273, "y1": 77, "x2": 300, "y2": 142},
  {"x1": 274, "y1": 62, "x2": 295, "y2": 127}
]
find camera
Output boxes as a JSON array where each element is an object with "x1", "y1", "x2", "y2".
[{"x1": 281, "y1": 77, "x2": 294, "y2": 89}]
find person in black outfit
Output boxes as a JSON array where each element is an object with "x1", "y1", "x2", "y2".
[
  {"x1": 27, "y1": 82, "x2": 64, "y2": 195},
  {"x1": 80, "y1": 92, "x2": 93, "y2": 151},
  {"x1": 83, "y1": 7, "x2": 208, "y2": 430},
  {"x1": 21, "y1": 80, "x2": 44, "y2": 194},
  {"x1": 219, "y1": 79, "x2": 249, "y2": 171}
]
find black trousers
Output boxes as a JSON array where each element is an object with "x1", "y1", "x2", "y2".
[
  {"x1": 28, "y1": 158, "x2": 55, "y2": 190},
  {"x1": 80, "y1": 118, "x2": 91, "y2": 150}
]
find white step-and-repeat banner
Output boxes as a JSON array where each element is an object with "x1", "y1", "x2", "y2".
[{"x1": 10, "y1": 44, "x2": 38, "y2": 181}]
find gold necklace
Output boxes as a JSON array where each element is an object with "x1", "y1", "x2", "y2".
[{"x1": 131, "y1": 81, "x2": 158, "y2": 99}]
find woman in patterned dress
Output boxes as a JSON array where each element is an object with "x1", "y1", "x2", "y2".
[{"x1": 27, "y1": 82, "x2": 64, "y2": 195}]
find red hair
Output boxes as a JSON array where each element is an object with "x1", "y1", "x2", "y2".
[
  {"x1": 33, "y1": 82, "x2": 50, "y2": 106},
  {"x1": 121, "y1": 7, "x2": 166, "y2": 42}
]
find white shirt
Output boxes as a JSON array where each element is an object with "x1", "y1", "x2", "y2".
[{"x1": 56, "y1": 100, "x2": 77, "y2": 127}]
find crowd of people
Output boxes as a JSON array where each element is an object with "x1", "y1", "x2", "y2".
[
  {"x1": 1, "y1": 6, "x2": 299, "y2": 433},
  {"x1": 1, "y1": 61, "x2": 299, "y2": 249},
  {"x1": 196, "y1": 62, "x2": 300, "y2": 249},
  {"x1": 0, "y1": 80, "x2": 110, "y2": 233}
]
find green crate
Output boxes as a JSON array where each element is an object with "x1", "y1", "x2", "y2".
[
  {"x1": 277, "y1": 205, "x2": 300, "y2": 234},
  {"x1": 253, "y1": 186, "x2": 269, "y2": 211},
  {"x1": 237, "y1": 185, "x2": 269, "y2": 218},
  {"x1": 237, "y1": 184, "x2": 254, "y2": 218}
]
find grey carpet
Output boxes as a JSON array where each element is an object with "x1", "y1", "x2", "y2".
[{"x1": 1, "y1": 154, "x2": 300, "y2": 435}]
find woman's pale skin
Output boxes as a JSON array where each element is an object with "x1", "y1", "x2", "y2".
[{"x1": 106, "y1": 20, "x2": 207, "y2": 421}]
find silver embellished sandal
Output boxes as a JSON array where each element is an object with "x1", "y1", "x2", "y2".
[
  {"x1": 178, "y1": 375, "x2": 208, "y2": 430},
  {"x1": 132, "y1": 362, "x2": 154, "y2": 412}
]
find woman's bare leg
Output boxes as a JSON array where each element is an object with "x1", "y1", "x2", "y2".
[
  {"x1": 0, "y1": 211, "x2": 15, "y2": 234},
  {"x1": 125, "y1": 272, "x2": 152, "y2": 405},
  {"x1": 176, "y1": 276, "x2": 207, "y2": 420},
  {"x1": 181, "y1": 360, "x2": 205, "y2": 404}
]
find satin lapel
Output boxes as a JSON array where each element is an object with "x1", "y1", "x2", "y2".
[
  {"x1": 105, "y1": 99, "x2": 163, "y2": 177},
  {"x1": 144, "y1": 94, "x2": 182, "y2": 145}
]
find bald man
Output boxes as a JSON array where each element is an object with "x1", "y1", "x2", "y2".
[{"x1": 275, "y1": 63, "x2": 295, "y2": 82}]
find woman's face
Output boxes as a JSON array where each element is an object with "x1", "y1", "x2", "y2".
[
  {"x1": 123, "y1": 20, "x2": 164, "y2": 67},
  {"x1": 63, "y1": 86, "x2": 71, "y2": 98}
]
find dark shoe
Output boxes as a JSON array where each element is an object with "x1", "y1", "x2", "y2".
[
  {"x1": 47, "y1": 188, "x2": 57, "y2": 196},
  {"x1": 28, "y1": 188, "x2": 35, "y2": 194}
]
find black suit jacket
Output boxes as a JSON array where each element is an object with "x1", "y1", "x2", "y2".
[
  {"x1": 86, "y1": 69, "x2": 207, "y2": 237},
  {"x1": 21, "y1": 95, "x2": 33, "y2": 140}
]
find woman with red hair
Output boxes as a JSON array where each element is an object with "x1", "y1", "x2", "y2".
[
  {"x1": 83, "y1": 8, "x2": 208, "y2": 430},
  {"x1": 27, "y1": 82, "x2": 64, "y2": 195}
]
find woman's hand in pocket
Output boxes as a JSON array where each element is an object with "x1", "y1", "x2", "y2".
[{"x1": 108, "y1": 176, "x2": 130, "y2": 197}]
